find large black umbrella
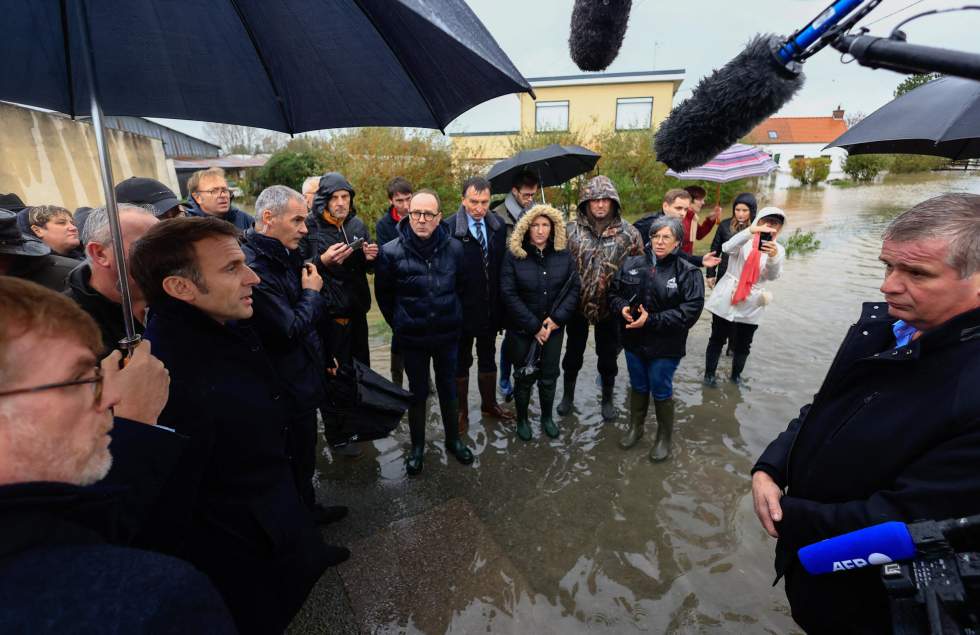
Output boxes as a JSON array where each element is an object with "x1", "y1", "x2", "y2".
[
  {"x1": 1, "y1": 0, "x2": 532, "y2": 348},
  {"x1": 487, "y1": 144, "x2": 600, "y2": 195},
  {"x1": 826, "y1": 76, "x2": 980, "y2": 159},
  {"x1": 322, "y1": 360, "x2": 413, "y2": 447}
]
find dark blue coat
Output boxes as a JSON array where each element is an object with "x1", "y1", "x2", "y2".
[
  {"x1": 375, "y1": 219, "x2": 464, "y2": 348},
  {"x1": 499, "y1": 239, "x2": 580, "y2": 335},
  {"x1": 444, "y1": 207, "x2": 506, "y2": 336},
  {"x1": 608, "y1": 252, "x2": 705, "y2": 359},
  {"x1": 375, "y1": 206, "x2": 401, "y2": 247},
  {"x1": 185, "y1": 199, "x2": 255, "y2": 231},
  {"x1": 0, "y1": 481, "x2": 236, "y2": 635},
  {"x1": 754, "y1": 304, "x2": 980, "y2": 634},
  {"x1": 141, "y1": 296, "x2": 330, "y2": 635}
]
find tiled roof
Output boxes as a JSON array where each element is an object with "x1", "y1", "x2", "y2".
[{"x1": 746, "y1": 116, "x2": 848, "y2": 144}]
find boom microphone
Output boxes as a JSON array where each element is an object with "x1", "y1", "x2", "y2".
[
  {"x1": 569, "y1": 0, "x2": 633, "y2": 72},
  {"x1": 798, "y1": 522, "x2": 917, "y2": 575}
]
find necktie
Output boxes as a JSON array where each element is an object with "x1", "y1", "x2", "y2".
[{"x1": 475, "y1": 221, "x2": 488, "y2": 268}]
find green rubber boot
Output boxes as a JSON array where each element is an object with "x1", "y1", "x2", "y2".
[
  {"x1": 620, "y1": 389, "x2": 649, "y2": 450},
  {"x1": 539, "y1": 379, "x2": 559, "y2": 439},
  {"x1": 513, "y1": 379, "x2": 533, "y2": 441},
  {"x1": 440, "y1": 399, "x2": 474, "y2": 465},
  {"x1": 556, "y1": 373, "x2": 577, "y2": 416},
  {"x1": 649, "y1": 398, "x2": 675, "y2": 463}
]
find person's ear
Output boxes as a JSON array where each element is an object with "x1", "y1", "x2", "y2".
[
  {"x1": 86, "y1": 242, "x2": 111, "y2": 268},
  {"x1": 662, "y1": 201, "x2": 670, "y2": 213},
  {"x1": 30, "y1": 224, "x2": 44, "y2": 238},
  {"x1": 191, "y1": 192, "x2": 202, "y2": 206},
  {"x1": 261, "y1": 209, "x2": 274, "y2": 226},
  {"x1": 162, "y1": 275, "x2": 196, "y2": 302}
]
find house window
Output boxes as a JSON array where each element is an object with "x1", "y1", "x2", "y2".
[
  {"x1": 535, "y1": 101, "x2": 569, "y2": 132},
  {"x1": 768, "y1": 130, "x2": 778, "y2": 139},
  {"x1": 615, "y1": 97, "x2": 653, "y2": 130},
  {"x1": 773, "y1": 153, "x2": 781, "y2": 164}
]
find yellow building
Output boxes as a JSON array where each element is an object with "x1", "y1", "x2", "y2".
[{"x1": 449, "y1": 69, "x2": 685, "y2": 162}]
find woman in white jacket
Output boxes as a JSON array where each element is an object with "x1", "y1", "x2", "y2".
[{"x1": 703, "y1": 207, "x2": 787, "y2": 385}]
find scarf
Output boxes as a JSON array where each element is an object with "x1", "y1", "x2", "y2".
[
  {"x1": 390, "y1": 206, "x2": 402, "y2": 223},
  {"x1": 321, "y1": 210, "x2": 346, "y2": 229},
  {"x1": 732, "y1": 233, "x2": 762, "y2": 305},
  {"x1": 687, "y1": 209, "x2": 698, "y2": 244}
]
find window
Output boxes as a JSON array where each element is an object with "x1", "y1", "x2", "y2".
[
  {"x1": 768, "y1": 130, "x2": 778, "y2": 140},
  {"x1": 615, "y1": 97, "x2": 653, "y2": 130},
  {"x1": 535, "y1": 101, "x2": 569, "y2": 132},
  {"x1": 773, "y1": 153, "x2": 781, "y2": 164}
]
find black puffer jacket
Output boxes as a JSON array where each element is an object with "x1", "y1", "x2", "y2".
[
  {"x1": 499, "y1": 206, "x2": 580, "y2": 335},
  {"x1": 306, "y1": 172, "x2": 373, "y2": 316},
  {"x1": 64, "y1": 262, "x2": 145, "y2": 357},
  {"x1": 444, "y1": 206, "x2": 507, "y2": 336},
  {"x1": 374, "y1": 219, "x2": 464, "y2": 348},
  {"x1": 608, "y1": 251, "x2": 705, "y2": 359}
]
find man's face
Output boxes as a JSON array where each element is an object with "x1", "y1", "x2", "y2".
[
  {"x1": 662, "y1": 196, "x2": 691, "y2": 219},
  {"x1": 192, "y1": 175, "x2": 231, "y2": 215},
  {"x1": 0, "y1": 332, "x2": 119, "y2": 486},
  {"x1": 34, "y1": 213, "x2": 80, "y2": 254},
  {"x1": 408, "y1": 193, "x2": 441, "y2": 240},
  {"x1": 513, "y1": 184, "x2": 539, "y2": 209},
  {"x1": 690, "y1": 197, "x2": 706, "y2": 212},
  {"x1": 303, "y1": 185, "x2": 317, "y2": 211},
  {"x1": 181, "y1": 236, "x2": 260, "y2": 323},
  {"x1": 588, "y1": 198, "x2": 614, "y2": 221},
  {"x1": 390, "y1": 191, "x2": 413, "y2": 217},
  {"x1": 263, "y1": 198, "x2": 309, "y2": 250},
  {"x1": 89, "y1": 212, "x2": 159, "y2": 302},
  {"x1": 462, "y1": 186, "x2": 490, "y2": 222},
  {"x1": 879, "y1": 238, "x2": 980, "y2": 331},
  {"x1": 327, "y1": 190, "x2": 351, "y2": 221}
]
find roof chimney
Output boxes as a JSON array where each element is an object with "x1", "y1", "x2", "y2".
[{"x1": 832, "y1": 105, "x2": 845, "y2": 120}]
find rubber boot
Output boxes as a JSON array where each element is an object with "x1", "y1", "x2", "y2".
[
  {"x1": 390, "y1": 350, "x2": 404, "y2": 388},
  {"x1": 703, "y1": 340, "x2": 723, "y2": 387},
  {"x1": 730, "y1": 353, "x2": 749, "y2": 385},
  {"x1": 538, "y1": 379, "x2": 559, "y2": 438},
  {"x1": 556, "y1": 373, "x2": 577, "y2": 416},
  {"x1": 649, "y1": 398, "x2": 675, "y2": 463},
  {"x1": 499, "y1": 348, "x2": 514, "y2": 402},
  {"x1": 513, "y1": 379, "x2": 533, "y2": 441},
  {"x1": 440, "y1": 399, "x2": 474, "y2": 465},
  {"x1": 405, "y1": 402, "x2": 427, "y2": 476},
  {"x1": 620, "y1": 389, "x2": 649, "y2": 449},
  {"x1": 456, "y1": 376, "x2": 469, "y2": 434},
  {"x1": 479, "y1": 372, "x2": 514, "y2": 420},
  {"x1": 600, "y1": 375, "x2": 617, "y2": 422}
]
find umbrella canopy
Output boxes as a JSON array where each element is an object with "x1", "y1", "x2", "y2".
[
  {"x1": 826, "y1": 76, "x2": 980, "y2": 160},
  {"x1": 1, "y1": 0, "x2": 532, "y2": 133},
  {"x1": 487, "y1": 144, "x2": 600, "y2": 195},
  {"x1": 665, "y1": 143, "x2": 778, "y2": 183}
]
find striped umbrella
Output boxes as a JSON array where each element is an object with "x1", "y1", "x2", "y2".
[{"x1": 665, "y1": 143, "x2": 777, "y2": 202}]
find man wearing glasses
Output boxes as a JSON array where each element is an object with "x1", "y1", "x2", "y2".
[
  {"x1": 375, "y1": 189, "x2": 475, "y2": 476},
  {"x1": 185, "y1": 167, "x2": 255, "y2": 231},
  {"x1": 0, "y1": 277, "x2": 235, "y2": 632}
]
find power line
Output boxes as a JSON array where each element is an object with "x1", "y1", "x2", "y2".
[{"x1": 861, "y1": 0, "x2": 928, "y2": 27}]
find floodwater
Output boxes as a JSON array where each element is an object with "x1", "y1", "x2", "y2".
[{"x1": 312, "y1": 172, "x2": 980, "y2": 634}]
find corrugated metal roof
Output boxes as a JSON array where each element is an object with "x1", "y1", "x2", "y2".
[
  {"x1": 97, "y1": 116, "x2": 221, "y2": 158},
  {"x1": 173, "y1": 156, "x2": 269, "y2": 170}
]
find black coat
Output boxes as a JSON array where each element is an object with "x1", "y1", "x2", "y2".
[
  {"x1": 499, "y1": 240, "x2": 580, "y2": 335},
  {"x1": 0, "y1": 482, "x2": 236, "y2": 635},
  {"x1": 706, "y1": 217, "x2": 743, "y2": 279},
  {"x1": 375, "y1": 206, "x2": 401, "y2": 247},
  {"x1": 64, "y1": 262, "x2": 145, "y2": 358},
  {"x1": 185, "y1": 199, "x2": 255, "y2": 231},
  {"x1": 444, "y1": 207, "x2": 506, "y2": 336},
  {"x1": 608, "y1": 252, "x2": 705, "y2": 359},
  {"x1": 754, "y1": 304, "x2": 980, "y2": 634},
  {"x1": 242, "y1": 230, "x2": 342, "y2": 413},
  {"x1": 7, "y1": 252, "x2": 77, "y2": 291},
  {"x1": 141, "y1": 296, "x2": 330, "y2": 635},
  {"x1": 632, "y1": 212, "x2": 706, "y2": 268},
  {"x1": 375, "y1": 219, "x2": 464, "y2": 348}
]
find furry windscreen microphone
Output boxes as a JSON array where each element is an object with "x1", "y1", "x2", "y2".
[
  {"x1": 654, "y1": 35, "x2": 805, "y2": 172},
  {"x1": 569, "y1": 0, "x2": 633, "y2": 72}
]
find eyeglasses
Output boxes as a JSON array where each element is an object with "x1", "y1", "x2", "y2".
[
  {"x1": 408, "y1": 211, "x2": 439, "y2": 221},
  {"x1": 197, "y1": 187, "x2": 231, "y2": 197},
  {"x1": 651, "y1": 235, "x2": 677, "y2": 244},
  {"x1": 0, "y1": 366, "x2": 103, "y2": 403}
]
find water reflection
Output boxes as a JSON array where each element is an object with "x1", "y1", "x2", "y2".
[{"x1": 316, "y1": 172, "x2": 980, "y2": 634}]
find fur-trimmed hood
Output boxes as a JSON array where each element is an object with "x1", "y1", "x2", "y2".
[{"x1": 508, "y1": 205, "x2": 567, "y2": 258}]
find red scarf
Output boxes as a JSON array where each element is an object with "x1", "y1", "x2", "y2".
[
  {"x1": 732, "y1": 233, "x2": 762, "y2": 305},
  {"x1": 390, "y1": 206, "x2": 402, "y2": 223}
]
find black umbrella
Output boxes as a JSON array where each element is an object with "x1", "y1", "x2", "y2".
[
  {"x1": 1, "y1": 0, "x2": 532, "y2": 349},
  {"x1": 487, "y1": 144, "x2": 601, "y2": 196},
  {"x1": 826, "y1": 76, "x2": 980, "y2": 159},
  {"x1": 513, "y1": 273, "x2": 579, "y2": 380},
  {"x1": 322, "y1": 359, "x2": 413, "y2": 447}
]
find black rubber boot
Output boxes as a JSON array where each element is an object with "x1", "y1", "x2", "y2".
[
  {"x1": 538, "y1": 379, "x2": 559, "y2": 438},
  {"x1": 620, "y1": 389, "x2": 649, "y2": 449},
  {"x1": 405, "y1": 402, "x2": 426, "y2": 476},
  {"x1": 440, "y1": 399, "x2": 474, "y2": 465},
  {"x1": 649, "y1": 398, "x2": 675, "y2": 462},
  {"x1": 600, "y1": 375, "x2": 617, "y2": 422},
  {"x1": 513, "y1": 379, "x2": 533, "y2": 441},
  {"x1": 730, "y1": 353, "x2": 750, "y2": 385},
  {"x1": 704, "y1": 340, "x2": 723, "y2": 387},
  {"x1": 556, "y1": 373, "x2": 577, "y2": 416},
  {"x1": 390, "y1": 350, "x2": 404, "y2": 388}
]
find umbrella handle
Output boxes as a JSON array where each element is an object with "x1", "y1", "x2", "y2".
[{"x1": 716, "y1": 183, "x2": 722, "y2": 207}]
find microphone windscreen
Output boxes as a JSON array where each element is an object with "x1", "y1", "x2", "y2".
[
  {"x1": 654, "y1": 34, "x2": 805, "y2": 172},
  {"x1": 569, "y1": 0, "x2": 633, "y2": 72},
  {"x1": 798, "y1": 521, "x2": 916, "y2": 575}
]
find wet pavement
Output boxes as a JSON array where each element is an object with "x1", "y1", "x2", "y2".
[{"x1": 289, "y1": 172, "x2": 980, "y2": 634}]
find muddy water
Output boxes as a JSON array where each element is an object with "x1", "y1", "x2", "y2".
[{"x1": 319, "y1": 172, "x2": 980, "y2": 634}]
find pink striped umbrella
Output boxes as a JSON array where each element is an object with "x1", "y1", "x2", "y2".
[{"x1": 664, "y1": 143, "x2": 777, "y2": 204}]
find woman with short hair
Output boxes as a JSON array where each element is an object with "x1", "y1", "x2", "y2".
[{"x1": 28, "y1": 205, "x2": 83, "y2": 260}]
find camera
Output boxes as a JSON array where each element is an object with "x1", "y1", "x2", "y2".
[{"x1": 347, "y1": 237, "x2": 365, "y2": 251}]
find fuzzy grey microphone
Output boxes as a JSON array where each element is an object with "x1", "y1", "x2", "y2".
[{"x1": 569, "y1": 0, "x2": 633, "y2": 72}]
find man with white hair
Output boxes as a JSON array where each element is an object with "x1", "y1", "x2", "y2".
[
  {"x1": 64, "y1": 204, "x2": 158, "y2": 357},
  {"x1": 752, "y1": 193, "x2": 980, "y2": 633}
]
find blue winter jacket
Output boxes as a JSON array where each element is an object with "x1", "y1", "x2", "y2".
[{"x1": 185, "y1": 198, "x2": 255, "y2": 231}]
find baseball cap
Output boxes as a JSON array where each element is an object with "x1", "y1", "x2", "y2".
[{"x1": 115, "y1": 177, "x2": 181, "y2": 217}]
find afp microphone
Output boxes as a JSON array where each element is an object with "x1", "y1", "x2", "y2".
[
  {"x1": 798, "y1": 522, "x2": 917, "y2": 575},
  {"x1": 569, "y1": 0, "x2": 632, "y2": 72}
]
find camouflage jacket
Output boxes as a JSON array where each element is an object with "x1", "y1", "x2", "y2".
[{"x1": 567, "y1": 214, "x2": 644, "y2": 323}]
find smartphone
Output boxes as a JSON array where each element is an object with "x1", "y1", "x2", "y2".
[
  {"x1": 347, "y1": 237, "x2": 365, "y2": 251},
  {"x1": 759, "y1": 231, "x2": 773, "y2": 244}
]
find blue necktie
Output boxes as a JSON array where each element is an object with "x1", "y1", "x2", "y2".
[{"x1": 475, "y1": 221, "x2": 488, "y2": 267}]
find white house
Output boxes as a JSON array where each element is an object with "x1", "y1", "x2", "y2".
[{"x1": 746, "y1": 108, "x2": 850, "y2": 175}]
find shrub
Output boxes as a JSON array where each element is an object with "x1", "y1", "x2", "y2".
[
  {"x1": 887, "y1": 154, "x2": 950, "y2": 174},
  {"x1": 251, "y1": 151, "x2": 320, "y2": 194},
  {"x1": 842, "y1": 154, "x2": 887, "y2": 182},
  {"x1": 783, "y1": 229, "x2": 821, "y2": 256},
  {"x1": 789, "y1": 157, "x2": 831, "y2": 185}
]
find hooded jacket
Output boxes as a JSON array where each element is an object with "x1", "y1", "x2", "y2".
[
  {"x1": 704, "y1": 207, "x2": 786, "y2": 325},
  {"x1": 306, "y1": 172, "x2": 373, "y2": 316},
  {"x1": 707, "y1": 193, "x2": 758, "y2": 279},
  {"x1": 566, "y1": 176, "x2": 645, "y2": 323},
  {"x1": 184, "y1": 199, "x2": 255, "y2": 232},
  {"x1": 64, "y1": 262, "x2": 145, "y2": 358},
  {"x1": 499, "y1": 206, "x2": 581, "y2": 335},
  {"x1": 444, "y1": 205, "x2": 507, "y2": 336}
]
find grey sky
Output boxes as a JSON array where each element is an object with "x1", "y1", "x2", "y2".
[{"x1": 154, "y1": 0, "x2": 977, "y2": 144}]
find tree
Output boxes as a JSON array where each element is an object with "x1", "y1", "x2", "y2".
[
  {"x1": 789, "y1": 157, "x2": 831, "y2": 185},
  {"x1": 842, "y1": 154, "x2": 886, "y2": 182},
  {"x1": 844, "y1": 111, "x2": 866, "y2": 128},
  {"x1": 204, "y1": 123, "x2": 288, "y2": 155},
  {"x1": 894, "y1": 73, "x2": 941, "y2": 98}
]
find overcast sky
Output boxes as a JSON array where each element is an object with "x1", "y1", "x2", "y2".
[{"x1": 154, "y1": 0, "x2": 977, "y2": 144}]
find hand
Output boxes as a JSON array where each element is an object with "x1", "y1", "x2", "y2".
[
  {"x1": 760, "y1": 241, "x2": 778, "y2": 257},
  {"x1": 707, "y1": 277, "x2": 716, "y2": 289},
  {"x1": 750, "y1": 224, "x2": 769, "y2": 234},
  {"x1": 710, "y1": 205, "x2": 722, "y2": 222},
  {"x1": 103, "y1": 341, "x2": 170, "y2": 425},
  {"x1": 542, "y1": 317, "x2": 558, "y2": 332},
  {"x1": 621, "y1": 305, "x2": 634, "y2": 324},
  {"x1": 301, "y1": 263, "x2": 323, "y2": 291},
  {"x1": 752, "y1": 471, "x2": 784, "y2": 538},
  {"x1": 535, "y1": 326, "x2": 550, "y2": 345},
  {"x1": 320, "y1": 243, "x2": 353, "y2": 267},
  {"x1": 326, "y1": 358, "x2": 339, "y2": 377},
  {"x1": 363, "y1": 243, "x2": 379, "y2": 261},
  {"x1": 702, "y1": 251, "x2": 721, "y2": 268},
  {"x1": 624, "y1": 304, "x2": 648, "y2": 329}
]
